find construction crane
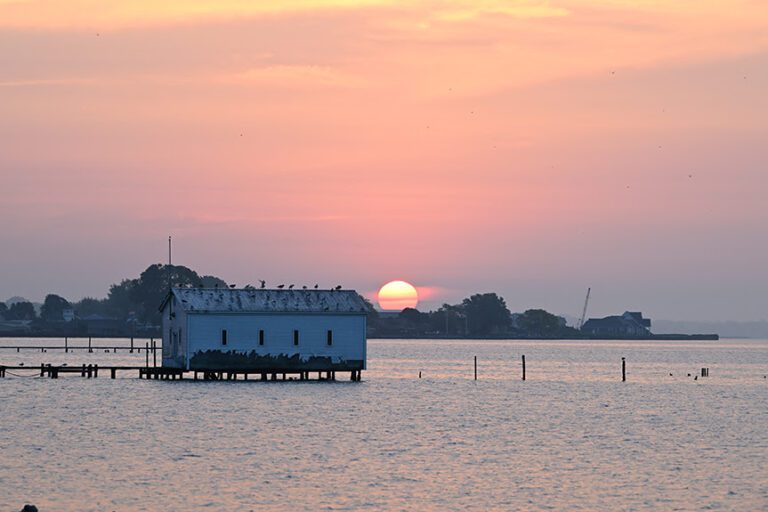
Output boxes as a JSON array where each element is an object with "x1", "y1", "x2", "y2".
[{"x1": 576, "y1": 287, "x2": 591, "y2": 330}]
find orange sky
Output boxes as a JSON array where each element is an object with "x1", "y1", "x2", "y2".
[{"x1": 1, "y1": 1, "x2": 767, "y2": 320}]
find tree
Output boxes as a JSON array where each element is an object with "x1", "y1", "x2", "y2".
[
  {"x1": 515, "y1": 309, "x2": 573, "y2": 338},
  {"x1": 75, "y1": 297, "x2": 107, "y2": 317},
  {"x1": 128, "y1": 264, "x2": 231, "y2": 323},
  {"x1": 8, "y1": 301, "x2": 37, "y2": 321},
  {"x1": 399, "y1": 307, "x2": 428, "y2": 325},
  {"x1": 358, "y1": 295, "x2": 379, "y2": 328},
  {"x1": 0, "y1": 302, "x2": 7, "y2": 319},
  {"x1": 462, "y1": 293, "x2": 510, "y2": 335},
  {"x1": 106, "y1": 279, "x2": 136, "y2": 317},
  {"x1": 201, "y1": 275, "x2": 228, "y2": 288},
  {"x1": 41, "y1": 294, "x2": 70, "y2": 322}
]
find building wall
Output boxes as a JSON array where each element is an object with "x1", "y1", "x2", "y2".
[
  {"x1": 161, "y1": 297, "x2": 188, "y2": 369},
  {"x1": 184, "y1": 312, "x2": 366, "y2": 371}
]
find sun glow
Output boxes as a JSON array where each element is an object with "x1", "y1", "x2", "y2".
[{"x1": 377, "y1": 280, "x2": 419, "y2": 311}]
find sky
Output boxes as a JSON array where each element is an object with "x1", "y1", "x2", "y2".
[{"x1": 1, "y1": 0, "x2": 767, "y2": 321}]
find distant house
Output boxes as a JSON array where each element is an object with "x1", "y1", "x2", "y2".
[
  {"x1": 581, "y1": 311, "x2": 652, "y2": 338},
  {"x1": 62, "y1": 308, "x2": 75, "y2": 323},
  {"x1": 159, "y1": 287, "x2": 368, "y2": 376}
]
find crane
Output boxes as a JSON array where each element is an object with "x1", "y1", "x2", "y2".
[{"x1": 577, "y1": 287, "x2": 591, "y2": 330}]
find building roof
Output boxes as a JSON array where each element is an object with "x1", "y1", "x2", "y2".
[
  {"x1": 161, "y1": 287, "x2": 369, "y2": 314},
  {"x1": 582, "y1": 311, "x2": 651, "y2": 332}
]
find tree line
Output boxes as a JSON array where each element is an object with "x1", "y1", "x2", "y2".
[
  {"x1": 367, "y1": 293, "x2": 581, "y2": 338},
  {"x1": 2, "y1": 264, "x2": 580, "y2": 338}
]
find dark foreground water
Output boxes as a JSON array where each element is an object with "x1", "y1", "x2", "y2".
[{"x1": 0, "y1": 338, "x2": 766, "y2": 511}]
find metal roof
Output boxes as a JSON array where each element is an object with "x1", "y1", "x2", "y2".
[{"x1": 162, "y1": 287, "x2": 369, "y2": 314}]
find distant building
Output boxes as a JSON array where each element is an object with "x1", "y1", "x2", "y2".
[
  {"x1": 62, "y1": 308, "x2": 75, "y2": 322},
  {"x1": 581, "y1": 311, "x2": 652, "y2": 338},
  {"x1": 159, "y1": 287, "x2": 368, "y2": 374}
]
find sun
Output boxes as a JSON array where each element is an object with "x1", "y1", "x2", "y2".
[{"x1": 377, "y1": 280, "x2": 419, "y2": 311}]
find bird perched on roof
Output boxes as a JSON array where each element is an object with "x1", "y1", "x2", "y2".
[
  {"x1": 289, "y1": 284, "x2": 294, "y2": 289},
  {"x1": 229, "y1": 284, "x2": 236, "y2": 288},
  {"x1": 259, "y1": 280, "x2": 266, "y2": 289},
  {"x1": 314, "y1": 284, "x2": 319, "y2": 289},
  {"x1": 334, "y1": 285, "x2": 342, "y2": 290},
  {"x1": 277, "y1": 284, "x2": 285, "y2": 289},
  {"x1": 302, "y1": 285, "x2": 307, "y2": 290}
]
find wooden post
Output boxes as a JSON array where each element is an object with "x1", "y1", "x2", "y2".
[
  {"x1": 88, "y1": 337, "x2": 92, "y2": 353},
  {"x1": 474, "y1": 356, "x2": 477, "y2": 380},
  {"x1": 145, "y1": 342, "x2": 149, "y2": 368},
  {"x1": 65, "y1": 337, "x2": 68, "y2": 353},
  {"x1": 522, "y1": 355, "x2": 526, "y2": 381},
  {"x1": 153, "y1": 340, "x2": 157, "y2": 368},
  {"x1": 622, "y1": 357, "x2": 626, "y2": 382},
  {"x1": 130, "y1": 337, "x2": 134, "y2": 353},
  {"x1": 81, "y1": 364, "x2": 86, "y2": 377},
  {"x1": 419, "y1": 371, "x2": 422, "y2": 379},
  {"x1": 111, "y1": 368, "x2": 116, "y2": 379},
  {"x1": 94, "y1": 364, "x2": 99, "y2": 378}
]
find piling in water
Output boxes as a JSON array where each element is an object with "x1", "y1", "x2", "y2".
[
  {"x1": 522, "y1": 355, "x2": 526, "y2": 381},
  {"x1": 474, "y1": 356, "x2": 477, "y2": 380},
  {"x1": 622, "y1": 357, "x2": 626, "y2": 382}
]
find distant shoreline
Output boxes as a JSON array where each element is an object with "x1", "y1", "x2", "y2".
[{"x1": 0, "y1": 333, "x2": 720, "y2": 341}]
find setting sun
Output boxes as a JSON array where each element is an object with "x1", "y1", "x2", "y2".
[{"x1": 377, "y1": 280, "x2": 419, "y2": 311}]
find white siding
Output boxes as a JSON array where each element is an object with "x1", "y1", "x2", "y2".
[
  {"x1": 186, "y1": 312, "x2": 366, "y2": 370},
  {"x1": 161, "y1": 296, "x2": 188, "y2": 369}
]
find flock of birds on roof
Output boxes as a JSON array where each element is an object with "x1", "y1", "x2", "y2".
[{"x1": 204, "y1": 282, "x2": 343, "y2": 291}]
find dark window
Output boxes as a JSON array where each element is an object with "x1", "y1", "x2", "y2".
[
  {"x1": 221, "y1": 329, "x2": 228, "y2": 346},
  {"x1": 259, "y1": 330, "x2": 265, "y2": 346},
  {"x1": 293, "y1": 330, "x2": 299, "y2": 346},
  {"x1": 327, "y1": 330, "x2": 333, "y2": 346}
]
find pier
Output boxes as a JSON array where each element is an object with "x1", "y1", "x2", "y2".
[{"x1": 0, "y1": 363, "x2": 362, "y2": 381}]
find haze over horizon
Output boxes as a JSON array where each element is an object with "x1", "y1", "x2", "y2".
[{"x1": 1, "y1": 1, "x2": 767, "y2": 322}]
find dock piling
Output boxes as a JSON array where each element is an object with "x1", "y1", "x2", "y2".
[
  {"x1": 622, "y1": 357, "x2": 626, "y2": 382},
  {"x1": 522, "y1": 355, "x2": 526, "y2": 381},
  {"x1": 474, "y1": 356, "x2": 477, "y2": 381}
]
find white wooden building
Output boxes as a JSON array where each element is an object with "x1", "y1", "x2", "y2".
[{"x1": 159, "y1": 287, "x2": 368, "y2": 378}]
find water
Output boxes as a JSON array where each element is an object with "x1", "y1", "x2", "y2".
[{"x1": 0, "y1": 338, "x2": 766, "y2": 511}]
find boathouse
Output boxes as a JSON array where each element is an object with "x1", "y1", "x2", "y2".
[{"x1": 159, "y1": 287, "x2": 368, "y2": 377}]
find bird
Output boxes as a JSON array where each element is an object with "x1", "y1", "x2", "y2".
[
  {"x1": 277, "y1": 284, "x2": 285, "y2": 289},
  {"x1": 669, "y1": 373, "x2": 673, "y2": 376},
  {"x1": 229, "y1": 284, "x2": 236, "y2": 289},
  {"x1": 314, "y1": 284, "x2": 319, "y2": 289},
  {"x1": 302, "y1": 286, "x2": 307, "y2": 290},
  {"x1": 289, "y1": 284, "x2": 294, "y2": 289},
  {"x1": 694, "y1": 376, "x2": 698, "y2": 381},
  {"x1": 334, "y1": 285, "x2": 342, "y2": 290},
  {"x1": 259, "y1": 280, "x2": 266, "y2": 289}
]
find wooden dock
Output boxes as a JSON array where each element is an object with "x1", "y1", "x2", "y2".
[{"x1": 0, "y1": 364, "x2": 362, "y2": 381}]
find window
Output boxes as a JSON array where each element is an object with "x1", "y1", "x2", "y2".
[
  {"x1": 259, "y1": 329, "x2": 265, "y2": 346},
  {"x1": 293, "y1": 330, "x2": 299, "y2": 346},
  {"x1": 327, "y1": 330, "x2": 333, "y2": 346},
  {"x1": 221, "y1": 329, "x2": 228, "y2": 346}
]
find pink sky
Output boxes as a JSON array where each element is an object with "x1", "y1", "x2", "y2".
[{"x1": 1, "y1": 1, "x2": 767, "y2": 320}]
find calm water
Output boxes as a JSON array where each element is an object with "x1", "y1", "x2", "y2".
[{"x1": 0, "y1": 338, "x2": 766, "y2": 511}]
